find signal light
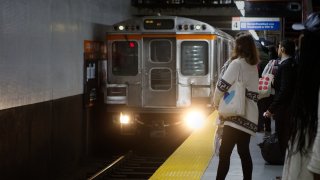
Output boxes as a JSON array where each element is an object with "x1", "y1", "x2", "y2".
[
  {"x1": 129, "y1": 42, "x2": 135, "y2": 48},
  {"x1": 202, "y1": 25, "x2": 207, "y2": 30}
]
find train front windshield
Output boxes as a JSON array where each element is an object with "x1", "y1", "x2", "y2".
[
  {"x1": 181, "y1": 41, "x2": 208, "y2": 76},
  {"x1": 112, "y1": 41, "x2": 138, "y2": 76}
]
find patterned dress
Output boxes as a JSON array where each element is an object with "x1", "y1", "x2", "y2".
[{"x1": 213, "y1": 58, "x2": 259, "y2": 135}]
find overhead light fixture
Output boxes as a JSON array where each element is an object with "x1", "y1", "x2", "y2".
[{"x1": 235, "y1": 0, "x2": 245, "y2": 16}]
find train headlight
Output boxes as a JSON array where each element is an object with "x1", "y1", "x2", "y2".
[
  {"x1": 184, "y1": 109, "x2": 206, "y2": 130},
  {"x1": 120, "y1": 112, "x2": 130, "y2": 124},
  {"x1": 195, "y1": 25, "x2": 201, "y2": 30},
  {"x1": 118, "y1": 25, "x2": 125, "y2": 31}
]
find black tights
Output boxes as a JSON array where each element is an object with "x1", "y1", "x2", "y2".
[{"x1": 216, "y1": 126, "x2": 252, "y2": 180}]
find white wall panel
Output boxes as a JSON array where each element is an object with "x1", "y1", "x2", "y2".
[{"x1": 0, "y1": 0, "x2": 132, "y2": 110}]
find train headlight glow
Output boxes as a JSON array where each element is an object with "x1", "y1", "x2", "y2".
[
  {"x1": 120, "y1": 113, "x2": 130, "y2": 124},
  {"x1": 184, "y1": 110, "x2": 206, "y2": 130},
  {"x1": 118, "y1": 25, "x2": 125, "y2": 31},
  {"x1": 195, "y1": 25, "x2": 201, "y2": 30}
]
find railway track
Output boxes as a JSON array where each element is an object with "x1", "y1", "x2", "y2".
[
  {"x1": 87, "y1": 151, "x2": 167, "y2": 180},
  {"x1": 70, "y1": 120, "x2": 192, "y2": 180}
]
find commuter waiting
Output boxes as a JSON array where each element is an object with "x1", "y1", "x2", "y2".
[
  {"x1": 263, "y1": 39, "x2": 297, "y2": 161},
  {"x1": 214, "y1": 32, "x2": 259, "y2": 180},
  {"x1": 257, "y1": 45, "x2": 279, "y2": 136}
]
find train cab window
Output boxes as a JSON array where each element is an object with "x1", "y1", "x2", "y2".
[
  {"x1": 112, "y1": 41, "x2": 138, "y2": 76},
  {"x1": 150, "y1": 68, "x2": 171, "y2": 90},
  {"x1": 150, "y1": 40, "x2": 171, "y2": 63},
  {"x1": 181, "y1": 41, "x2": 208, "y2": 76}
]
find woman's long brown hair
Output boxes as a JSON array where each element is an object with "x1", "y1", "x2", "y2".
[{"x1": 231, "y1": 33, "x2": 259, "y2": 65}]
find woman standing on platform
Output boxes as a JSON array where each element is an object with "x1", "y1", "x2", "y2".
[
  {"x1": 281, "y1": 12, "x2": 320, "y2": 180},
  {"x1": 213, "y1": 32, "x2": 259, "y2": 180}
]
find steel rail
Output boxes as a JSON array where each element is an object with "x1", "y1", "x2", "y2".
[{"x1": 87, "y1": 155, "x2": 125, "y2": 180}]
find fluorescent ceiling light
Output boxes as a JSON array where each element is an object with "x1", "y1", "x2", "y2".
[{"x1": 235, "y1": 0, "x2": 245, "y2": 16}]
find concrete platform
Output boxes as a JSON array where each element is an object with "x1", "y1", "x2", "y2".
[
  {"x1": 150, "y1": 111, "x2": 284, "y2": 180},
  {"x1": 202, "y1": 131, "x2": 283, "y2": 180}
]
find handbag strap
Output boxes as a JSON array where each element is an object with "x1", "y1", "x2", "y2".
[
  {"x1": 237, "y1": 62, "x2": 243, "y2": 83},
  {"x1": 267, "y1": 60, "x2": 275, "y2": 74},
  {"x1": 271, "y1": 59, "x2": 279, "y2": 75}
]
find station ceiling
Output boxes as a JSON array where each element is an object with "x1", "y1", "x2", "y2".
[{"x1": 131, "y1": 0, "x2": 303, "y2": 37}]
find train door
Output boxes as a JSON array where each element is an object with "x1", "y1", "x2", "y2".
[{"x1": 142, "y1": 37, "x2": 176, "y2": 107}]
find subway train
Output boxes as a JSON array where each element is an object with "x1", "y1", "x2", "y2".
[{"x1": 103, "y1": 15, "x2": 234, "y2": 135}]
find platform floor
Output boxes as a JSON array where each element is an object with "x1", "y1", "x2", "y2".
[
  {"x1": 150, "y1": 111, "x2": 284, "y2": 180},
  {"x1": 202, "y1": 131, "x2": 283, "y2": 180}
]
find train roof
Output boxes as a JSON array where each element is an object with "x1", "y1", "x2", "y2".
[{"x1": 107, "y1": 15, "x2": 234, "y2": 40}]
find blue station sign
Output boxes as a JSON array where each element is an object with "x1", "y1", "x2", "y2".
[{"x1": 232, "y1": 17, "x2": 280, "y2": 31}]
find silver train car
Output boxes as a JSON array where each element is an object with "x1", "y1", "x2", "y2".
[{"x1": 104, "y1": 16, "x2": 234, "y2": 134}]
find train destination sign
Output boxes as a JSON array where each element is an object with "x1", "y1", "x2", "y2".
[
  {"x1": 144, "y1": 19, "x2": 175, "y2": 30},
  {"x1": 232, "y1": 17, "x2": 280, "y2": 31}
]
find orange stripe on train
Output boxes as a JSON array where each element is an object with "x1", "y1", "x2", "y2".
[{"x1": 107, "y1": 34, "x2": 217, "y2": 40}]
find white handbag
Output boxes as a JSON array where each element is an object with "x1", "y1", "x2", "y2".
[
  {"x1": 218, "y1": 66, "x2": 246, "y2": 117},
  {"x1": 258, "y1": 60, "x2": 276, "y2": 99}
]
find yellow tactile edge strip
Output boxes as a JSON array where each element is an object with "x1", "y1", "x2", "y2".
[{"x1": 150, "y1": 111, "x2": 218, "y2": 180}]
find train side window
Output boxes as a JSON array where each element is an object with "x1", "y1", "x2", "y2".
[
  {"x1": 150, "y1": 40, "x2": 172, "y2": 63},
  {"x1": 112, "y1": 41, "x2": 138, "y2": 76},
  {"x1": 181, "y1": 41, "x2": 208, "y2": 76}
]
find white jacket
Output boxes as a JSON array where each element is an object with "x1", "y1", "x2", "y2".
[
  {"x1": 213, "y1": 58, "x2": 259, "y2": 136},
  {"x1": 308, "y1": 89, "x2": 320, "y2": 174}
]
